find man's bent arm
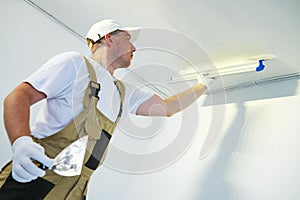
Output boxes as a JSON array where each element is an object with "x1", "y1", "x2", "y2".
[
  {"x1": 4, "y1": 82, "x2": 46, "y2": 144},
  {"x1": 136, "y1": 83, "x2": 207, "y2": 117}
]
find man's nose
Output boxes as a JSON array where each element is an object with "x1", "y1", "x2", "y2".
[{"x1": 130, "y1": 43, "x2": 136, "y2": 52}]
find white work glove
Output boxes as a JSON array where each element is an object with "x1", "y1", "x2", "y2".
[{"x1": 12, "y1": 136, "x2": 53, "y2": 183}]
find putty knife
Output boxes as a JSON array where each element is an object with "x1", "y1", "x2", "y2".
[{"x1": 36, "y1": 135, "x2": 88, "y2": 176}]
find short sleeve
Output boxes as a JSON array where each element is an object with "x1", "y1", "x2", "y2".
[
  {"x1": 24, "y1": 52, "x2": 84, "y2": 98},
  {"x1": 122, "y1": 81, "x2": 154, "y2": 115}
]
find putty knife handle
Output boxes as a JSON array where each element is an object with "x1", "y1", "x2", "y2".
[{"x1": 32, "y1": 159, "x2": 50, "y2": 170}]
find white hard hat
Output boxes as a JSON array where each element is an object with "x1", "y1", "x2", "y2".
[{"x1": 86, "y1": 19, "x2": 140, "y2": 45}]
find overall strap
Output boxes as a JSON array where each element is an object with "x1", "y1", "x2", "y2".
[
  {"x1": 82, "y1": 56, "x2": 125, "y2": 123},
  {"x1": 114, "y1": 80, "x2": 125, "y2": 123},
  {"x1": 82, "y1": 57, "x2": 101, "y2": 109},
  {"x1": 84, "y1": 56, "x2": 97, "y2": 82}
]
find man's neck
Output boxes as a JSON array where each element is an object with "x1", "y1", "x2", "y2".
[{"x1": 92, "y1": 52, "x2": 117, "y2": 75}]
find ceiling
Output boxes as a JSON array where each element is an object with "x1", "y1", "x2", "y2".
[{"x1": 26, "y1": 0, "x2": 300, "y2": 94}]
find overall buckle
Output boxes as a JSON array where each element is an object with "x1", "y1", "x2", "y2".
[{"x1": 89, "y1": 81, "x2": 101, "y2": 99}]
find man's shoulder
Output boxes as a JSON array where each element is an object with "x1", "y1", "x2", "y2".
[
  {"x1": 54, "y1": 51, "x2": 85, "y2": 63},
  {"x1": 44, "y1": 51, "x2": 87, "y2": 72}
]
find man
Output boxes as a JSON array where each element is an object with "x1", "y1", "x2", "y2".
[{"x1": 0, "y1": 19, "x2": 207, "y2": 199}]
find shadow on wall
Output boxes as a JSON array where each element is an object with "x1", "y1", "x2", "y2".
[
  {"x1": 194, "y1": 78, "x2": 298, "y2": 200},
  {"x1": 195, "y1": 101, "x2": 245, "y2": 200}
]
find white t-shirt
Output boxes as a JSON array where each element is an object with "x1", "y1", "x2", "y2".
[{"x1": 25, "y1": 51, "x2": 153, "y2": 139}]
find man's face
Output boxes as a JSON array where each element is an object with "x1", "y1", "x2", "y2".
[{"x1": 110, "y1": 31, "x2": 136, "y2": 68}]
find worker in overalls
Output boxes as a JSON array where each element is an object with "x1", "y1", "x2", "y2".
[{"x1": 0, "y1": 19, "x2": 208, "y2": 199}]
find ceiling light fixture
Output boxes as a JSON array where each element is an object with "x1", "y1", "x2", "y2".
[{"x1": 169, "y1": 54, "x2": 277, "y2": 83}]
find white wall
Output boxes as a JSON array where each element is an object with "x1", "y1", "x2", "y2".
[
  {"x1": 0, "y1": 0, "x2": 89, "y2": 164},
  {"x1": 1, "y1": 1, "x2": 300, "y2": 200},
  {"x1": 87, "y1": 80, "x2": 300, "y2": 200}
]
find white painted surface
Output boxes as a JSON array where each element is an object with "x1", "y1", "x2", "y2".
[{"x1": 1, "y1": 1, "x2": 300, "y2": 200}]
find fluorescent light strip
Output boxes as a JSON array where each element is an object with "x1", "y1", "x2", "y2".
[
  {"x1": 170, "y1": 55, "x2": 276, "y2": 83},
  {"x1": 170, "y1": 62, "x2": 259, "y2": 83}
]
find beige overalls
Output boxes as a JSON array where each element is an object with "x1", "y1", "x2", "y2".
[{"x1": 0, "y1": 57, "x2": 125, "y2": 200}]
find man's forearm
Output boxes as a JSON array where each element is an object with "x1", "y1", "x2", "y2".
[
  {"x1": 4, "y1": 91, "x2": 32, "y2": 144},
  {"x1": 164, "y1": 83, "x2": 207, "y2": 116},
  {"x1": 3, "y1": 83, "x2": 46, "y2": 144}
]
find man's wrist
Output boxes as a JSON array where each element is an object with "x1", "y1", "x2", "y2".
[{"x1": 12, "y1": 135, "x2": 33, "y2": 152}]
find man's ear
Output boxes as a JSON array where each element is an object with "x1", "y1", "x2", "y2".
[{"x1": 104, "y1": 34, "x2": 113, "y2": 47}]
